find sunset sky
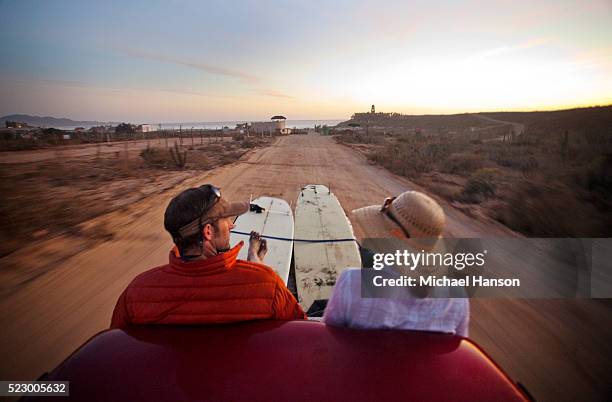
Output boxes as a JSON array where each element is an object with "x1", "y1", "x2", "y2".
[{"x1": 0, "y1": 0, "x2": 611, "y2": 122}]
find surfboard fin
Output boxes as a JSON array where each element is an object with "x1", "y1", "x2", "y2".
[{"x1": 250, "y1": 203, "x2": 266, "y2": 214}]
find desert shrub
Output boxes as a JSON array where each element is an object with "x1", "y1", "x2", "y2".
[
  {"x1": 241, "y1": 139, "x2": 255, "y2": 148},
  {"x1": 423, "y1": 142, "x2": 452, "y2": 159},
  {"x1": 583, "y1": 154, "x2": 612, "y2": 195},
  {"x1": 429, "y1": 183, "x2": 459, "y2": 200},
  {"x1": 187, "y1": 152, "x2": 209, "y2": 169},
  {"x1": 497, "y1": 154, "x2": 539, "y2": 172},
  {"x1": 232, "y1": 133, "x2": 245, "y2": 141},
  {"x1": 440, "y1": 153, "x2": 486, "y2": 174},
  {"x1": 140, "y1": 146, "x2": 167, "y2": 167},
  {"x1": 334, "y1": 132, "x2": 385, "y2": 144},
  {"x1": 169, "y1": 142, "x2": 187, "y2": 168},
  {"x1": 206, "y1": 144, "x2": 225, "y2": 153},
  {"x1": 458, "y1": 168, "x2": 497, "y2": 203},
  {"x1": 568, "y1": 153, "x2": 612, "y2": 211},
  {"x1": 220, "y1": 151, "x2": 244, "y2": 165},
  {"x1": 495, "y1": 180, "x2": 604, "y2": 236}
]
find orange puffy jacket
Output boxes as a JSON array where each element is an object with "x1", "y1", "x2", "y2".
[{"x1": 110, "y1": 241, "x2": 305, "y2": 328}]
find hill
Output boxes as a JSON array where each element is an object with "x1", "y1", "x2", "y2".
[
  {"x1": 339, "y1": 105, "x2": 612, "y2": 135},
  {"x1": 0, "y1": 114, "x2": 106, "y2": 128}
]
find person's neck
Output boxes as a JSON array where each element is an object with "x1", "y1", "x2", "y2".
[
  {"x1": 181, "y1": 243, "x2": 218, "y2": 261},
  {"x1": 183, "y1": 247, "x2": 218, "y2": 261},
  {"x1": 180, "y1": 250, "x2": 208, "y2": 261}
]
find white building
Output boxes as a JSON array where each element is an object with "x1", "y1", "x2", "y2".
[
  {"x1": 250, "y1": 116, "x2": 290, "y2": 135},
  {"x1": 138, "y1": 124, "x2": 155, "y2": 133}
]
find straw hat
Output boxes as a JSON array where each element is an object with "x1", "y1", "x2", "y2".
[{"x1": 352, "y1": 191, "x2": 446, "y2": 252}]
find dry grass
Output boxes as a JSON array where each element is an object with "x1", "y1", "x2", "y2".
[
  {"x1": 0, "y1": 136, "x2": 274, "y2": 258},
  {"x1": 0, "y1": 158, "x2": 152, "y2": 257},
  {"x1": 139, "y1": 137, "x2": 271, "y2": 170}
]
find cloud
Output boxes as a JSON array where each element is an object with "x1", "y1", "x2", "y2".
[
  {"x1": 2, "y1": 76, "x2": 241, "y2": 99},
  {"x1": 254, "y1": 89, "x2": 295, "y2": 99},
  {"x1": 121, "y1": 48, "x2": 260, "y2": 83},
  {"x1": 477, "y1": 37, "x2": 553, "y2": 59}
]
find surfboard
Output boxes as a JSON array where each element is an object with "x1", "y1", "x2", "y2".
[
  {"x1": 294, "y1": 185, "x2": 362, "y2": 312},
  {"x1": 230, "y1": 196, "x2": 294, "y2": 284}
]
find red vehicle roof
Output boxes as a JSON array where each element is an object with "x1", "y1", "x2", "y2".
[{"x1": 34, "y1": 320, "x2": 528, "y2": 402}]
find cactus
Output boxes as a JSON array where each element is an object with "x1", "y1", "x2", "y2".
[
  {"x1": 169, "y1": 141, "x2": 187, "y2": 168},
  {"x1": 560, "y1": 130, "x2": 569, "y2": 163}
]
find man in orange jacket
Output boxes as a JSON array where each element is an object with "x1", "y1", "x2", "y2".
[{"x1": 111, "y1": 184, "x2": 305, "y2": 328}]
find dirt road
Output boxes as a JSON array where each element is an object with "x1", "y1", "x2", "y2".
[
  {"x1": 1, "y1": 134, "x2": 610, "y2": 401},
  {"x1": 475, "y1": 113, "x2": 526, "y2": 135}
]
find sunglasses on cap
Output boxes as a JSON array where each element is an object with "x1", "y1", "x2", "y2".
[
  {"x1": 177, "y1": 184, "x2": 222, "y2": 238},
  {"x1": 204, "y1": 184, "x2": 221, "y2": 200},
  {"x1": 381, "y1": 196, "x2": 411, "y2": 238}
]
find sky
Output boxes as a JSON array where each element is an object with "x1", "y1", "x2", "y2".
[{"x1": 0, "y1": 0, "x2": 611, "y2": 122}]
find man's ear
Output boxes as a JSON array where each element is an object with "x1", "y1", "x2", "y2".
[{"x1": 202, "y1": 223, "x2": 215, "y2": 241}]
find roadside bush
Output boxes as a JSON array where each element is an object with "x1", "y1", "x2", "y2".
[
  {"x1": 569, "y1": 153, "x2": 612, "y2": 211},
  {"x1": 422, "y1": 143, "x2": 452, "y2": 159},
  {"x1": 429, "y1": 183, "x2": 459, "y2": 200},
  {"x1": 220, "y1": 151, "x2": 244, "y2": 165},
  {"x1": 583, "y1": 154, "x2": 612, "y2": 195},
  {"x1": 188, "y1": 152, "x2": 209, "y2": 169},
  {"x1": 458, "y1": 168, "x2": 497, "y2": 203},
  {"x1": 169, "y1": 142, "x2": 187, "y2": 168},
  {"x1": 368, "y1": 142, "x2": 435, "y2": 177},
  {"x1": 440, "y1": 153, "x2": 486, "y2": 175},
  {"x1": 140, "y1": 146, "x2": 167, "y2": 167},
  {"x1": 206, "y1": 144, "x2": 225, "y2": 153},
  {"x1": 495, "y1": 180, "x2": 603, "y2": 236},
  {"x1": 334, "y1": 132, "x2": 385, "y2": 145},
  {"x1": 241, "y1": 139, "x2": 255, "y2": 148}
]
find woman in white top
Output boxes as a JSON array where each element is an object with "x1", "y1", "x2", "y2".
[{"x1": 322, "y1": 191, "x2": 470, "y2": 337}]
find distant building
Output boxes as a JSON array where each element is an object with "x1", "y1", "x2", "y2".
[
  {"x1": 5, "y1": 121, "x2": 30, "y2": 129},
  {"x1": 137, "y1": 124, "x2": 154, "y2": 133},
  {"x1": 89, "y1": 126, "x2": 108, "y2": 134},
  {"x1": 250, "y1": 115, "x2": 290, "y2": 135}
]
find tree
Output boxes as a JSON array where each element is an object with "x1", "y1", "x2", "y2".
[{"x1": 115, "y1": 123, "x2": 135, "y2": 134}]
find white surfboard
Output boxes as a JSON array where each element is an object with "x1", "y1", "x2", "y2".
[
  {"x1": 294, "y1": 185, "x2": 362, "y2": 312},
  {"x1": 230, "y1": 196, "x2": 294, "y2": 284}
]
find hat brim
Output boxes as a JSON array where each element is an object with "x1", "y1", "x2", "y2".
[
  {"x1": 207, "y1": 200, "x2": 250, "y2": 220},
  {"x1": 352, "y1": 205, "x2": 401, "y2": 239},
  {"x1": 352, "y1": 205, "x2": 443, "y2": 253},
  {"x1": 222, "y1": 201, "x2": 250, "y2": 218}
]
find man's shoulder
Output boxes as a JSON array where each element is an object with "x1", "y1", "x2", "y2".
[
  {"x1": 126, "y1": 264, "x2": 170, "y2": 289},
  {"x1": 234, "y1": 259, "x2": 282, "y2": 281}
]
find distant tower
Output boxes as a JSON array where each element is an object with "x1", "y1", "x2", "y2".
[{"x1": 371, "y1": 104, "x2": 375, "y2": 113}]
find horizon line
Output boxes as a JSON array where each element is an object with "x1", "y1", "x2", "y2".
[{"x1": 2, "y1": 103, "x2": 611, "y2": 124}]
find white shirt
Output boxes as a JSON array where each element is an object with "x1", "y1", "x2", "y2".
[{"x1": 323, "y1": 268, "x2": 470, "y2": 337}]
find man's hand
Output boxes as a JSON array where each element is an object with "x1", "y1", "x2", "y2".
[{"x1": 247, "y1": 231, "x2": 268, "y2": 263}]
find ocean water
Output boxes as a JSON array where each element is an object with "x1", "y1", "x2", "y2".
[
  {"x1": 158, "y1": 119, "x2": 345, "y2": 130},
  {"x1": 56, "y1": 119, "x2": 345, "y2": 131},
  {"x1": 55, "y1": 119, "x2": 348, "y2": 130}
]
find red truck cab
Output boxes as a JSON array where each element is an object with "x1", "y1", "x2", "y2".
[{"x1": 27, "y1": 320, "x2": 531, "y2": 401}]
